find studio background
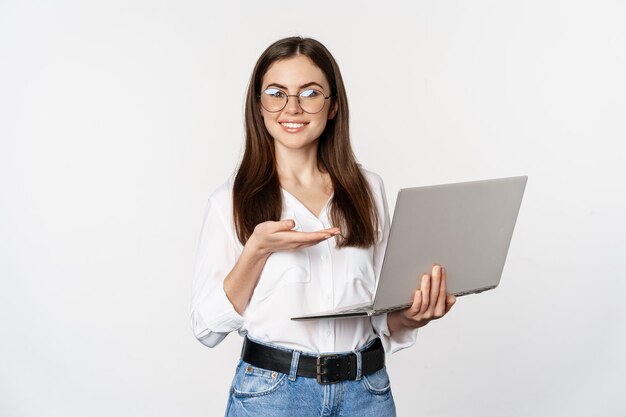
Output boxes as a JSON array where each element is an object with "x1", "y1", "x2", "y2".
[{"x1": 1, "y1": 1, "x2": 625, "y2": 416}]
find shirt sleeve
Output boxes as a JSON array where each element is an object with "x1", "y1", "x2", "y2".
[
  {"x1": 190, "y1": 195, "x2": 245, "y2": 348},
  {"x1": 368, "y1": 173, "x2": 419, "y2": 354}
]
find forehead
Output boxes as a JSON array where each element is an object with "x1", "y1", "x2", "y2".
[{"x1": 262, "y1": 55, "x2": 330, "y2": 90}]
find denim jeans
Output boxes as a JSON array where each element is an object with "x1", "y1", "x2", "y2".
[{"x1": 224, "y1": 338, "x2": 396, "y2": 417}]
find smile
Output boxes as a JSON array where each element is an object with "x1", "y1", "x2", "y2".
[{"x1": 280, "y1": 122, "x2": 308, "y2": 129}]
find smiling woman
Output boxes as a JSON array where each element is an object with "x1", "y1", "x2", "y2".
[
  {"x1": 190, "y1": 36, "x2": 455, "y2": 417},
  {"x1": 259, "y1": 56, "x2": 337, "y2": 155}
]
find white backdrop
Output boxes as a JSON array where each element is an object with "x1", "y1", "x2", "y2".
[{"x1": 1, "y1": 1, "x2": 625, "y2": 416}]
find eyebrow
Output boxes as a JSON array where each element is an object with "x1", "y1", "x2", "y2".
[{"x1": 265, "y1": 82, "x2": 326, "y2": 91}]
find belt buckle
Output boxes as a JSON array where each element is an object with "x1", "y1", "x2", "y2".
[{"x1": 316, "y1": 354, "x2": 341, "y2": 385}]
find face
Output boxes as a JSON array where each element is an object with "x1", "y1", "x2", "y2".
[{"x1": 259, "y1": 55, "x2": 337, "y2": 152}]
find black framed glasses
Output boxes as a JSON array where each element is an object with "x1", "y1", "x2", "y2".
[{"x1": 259, "y1": 88, "x2": 331, "y2": 114}]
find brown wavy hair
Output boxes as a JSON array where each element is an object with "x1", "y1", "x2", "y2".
[{"x1": 233, "y1": 37, "x2": 378, "y2": 248}]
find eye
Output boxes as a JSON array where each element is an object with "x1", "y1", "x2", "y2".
[
  {"x1": 263, "y1": 88, "x2": 286, "y2": 98},
  {"x1": 300, "y1": 89, "x2": 320, "y2": 98}
]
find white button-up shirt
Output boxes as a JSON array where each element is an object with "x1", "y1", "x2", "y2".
[{"x1": 190, "y1": 168, "x2": 418, "y2": 354}]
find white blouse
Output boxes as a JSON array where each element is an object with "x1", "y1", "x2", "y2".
[{"x1": 190, "y1": 168, "x2": 418, "y2": 354}]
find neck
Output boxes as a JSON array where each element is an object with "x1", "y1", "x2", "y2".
[{"x1": 274, "y1": 142, "x2": 325, "y2": 186}]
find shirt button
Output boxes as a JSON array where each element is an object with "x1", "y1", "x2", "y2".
[{"x1": 321, "y1": 254, "x2": 327, "y2": 261}]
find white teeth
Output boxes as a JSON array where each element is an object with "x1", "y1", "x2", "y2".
[{"x1": 281, "y1": 122, "x2": 305, "y2": 129}]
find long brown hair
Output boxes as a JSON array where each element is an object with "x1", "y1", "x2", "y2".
[{"x1": 233, "y1": 37, "x2": 378, "y2": 248}]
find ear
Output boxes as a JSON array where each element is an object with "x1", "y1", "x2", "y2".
[{"x1": 327, "y1": 101, "x2": 338, "y2": 120}]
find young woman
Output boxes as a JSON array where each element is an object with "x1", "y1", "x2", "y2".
[{"x1": 191, "y1": 36, "x2": 456, "y2": 417}]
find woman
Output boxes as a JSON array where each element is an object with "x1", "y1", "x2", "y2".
[{"x1": 191, "y1": 36, "x2": 456, "y2": 416}]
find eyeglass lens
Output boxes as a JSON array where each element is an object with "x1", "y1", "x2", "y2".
[{"x1": 260, "y1": 88, "x2": 327, "y2": 114}]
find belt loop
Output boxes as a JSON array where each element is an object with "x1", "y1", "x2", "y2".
[
  {"x1": 240, "y1": 336, "x2": 248, "y2": 358},
  {"x1": 289, "y1": 350, "x2": 301, "y2": 381},
  {"x1": 353, "y1": 349, "x2": 362, "y2": 381}
]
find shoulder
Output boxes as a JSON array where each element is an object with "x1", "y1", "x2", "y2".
[
  {"x1": 357, "y1": 165, "x2": 389, "y2": 234},
  {"x1": 358, "y1": 165, "x2": 386, "y2": 196},
  {"x1": 207, "y1": 175, "x2": 234, "y2": 206},
  {"x1": 204, "y1": 175, "x2": 235, "y2": 224},
  {"x1": 201, "y1": 175, "x2": 242, "y2": 247}
]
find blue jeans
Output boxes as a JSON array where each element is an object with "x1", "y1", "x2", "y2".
[{"x1": 225, "y1": 338, "x2": 396, "y2": 417}]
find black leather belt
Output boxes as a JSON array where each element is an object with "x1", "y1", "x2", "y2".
[{"x1": 241, "y1": 337, "x2": 385, "y2": 385}]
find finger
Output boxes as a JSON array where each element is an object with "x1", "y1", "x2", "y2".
[
  {"x1": 434, "y1": 266, "x2": 448, "y2": 317},
  {"x1": 318, "y1": 227, "x2": 341, "y2": 235},
  {"x1": 427, "y1": 265, "x2": 442, "y2": 316},
  {"x1": 419, "y1": 274, "x2": 431, "y2": 313},
  {"x1": 408, "y1": 290, "x2": 422, "y2": 317},
  {"x1": 295, "y1": 228, "x2": 340, "y2": 240},
  {"x1": 445, "y1": 293, "x2": 456, "y2": 313},
  {"x1": 269, "y1": 225, "x2": 340, "y2": 252},
  {"x1": 279, "y1": 230, "x2": 342, "y2": 250},
  {"x1": 276, "y1": 223, "x2": 339, "y2": 236},
  {"x1": 270, "y1": 219, "x2": 297, "y2": 232}
]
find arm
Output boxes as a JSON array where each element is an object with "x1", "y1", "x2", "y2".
[
  {"x1": 221, "y1": 242, "x2": 270, "y2": 315},
  {"x1": 190, "y1": 196, "x2": 245, "y2": 348},
  {"x1": 224, "y1": 219, "x2": 341, "y2": 314},
  {"x1": 191, "y1": 197, "x2": 339, "y2": 347}
]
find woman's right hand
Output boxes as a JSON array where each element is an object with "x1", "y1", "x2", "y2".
[
  {"x1": 224, "y1": 219, "x2": 340, "y2": 314},
  {"x1": 247, "y1": 219, "x2": 341, "y2": 256}
]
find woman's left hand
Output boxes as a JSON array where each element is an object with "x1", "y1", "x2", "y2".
[{"x1": 387, "y1": 264, "x2": 456, "y2": 332}]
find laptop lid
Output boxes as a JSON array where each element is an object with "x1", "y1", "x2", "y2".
[{"x1": 371, "y1": 175, "x2": 528, "y2": 310}]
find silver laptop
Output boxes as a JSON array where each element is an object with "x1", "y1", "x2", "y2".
[{"x1": 291, "y1": 176, "x2": 528, "y2": 321}]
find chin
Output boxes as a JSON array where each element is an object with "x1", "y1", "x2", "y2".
[{"x1": 274, "y1": 137, "x2": 318, "y2": 151}]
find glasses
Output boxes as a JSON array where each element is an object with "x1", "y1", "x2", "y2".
[{"x1": 259, "y1": 88, "x2": 331, "y2": 114}]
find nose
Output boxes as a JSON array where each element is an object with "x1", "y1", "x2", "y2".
[{"x1": 284, "y1": 95, "x2": 303, "y2": 114}]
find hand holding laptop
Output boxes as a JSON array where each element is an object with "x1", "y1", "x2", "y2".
[{"x1": 387, "y1": 264, "x2": 457, "y2": 332}]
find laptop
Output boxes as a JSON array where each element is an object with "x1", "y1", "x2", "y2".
[{"x1": 291, "y1": 176, "x2": 528, "y2": 321}]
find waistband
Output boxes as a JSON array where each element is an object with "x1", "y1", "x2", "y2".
[{"x1": 240, "y1": 336, "x2": 385, "y2": 385}]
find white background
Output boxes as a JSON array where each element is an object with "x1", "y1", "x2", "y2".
[{"x1": 1, "y1": 1, "x2": 625, "y2": 416}]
